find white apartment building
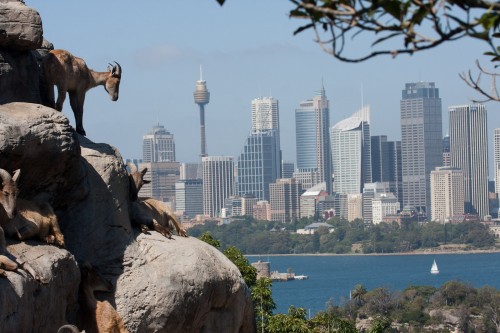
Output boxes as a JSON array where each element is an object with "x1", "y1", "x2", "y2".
[{"x1": 430, "y1": 167, "x2": 464, "y2": 222}]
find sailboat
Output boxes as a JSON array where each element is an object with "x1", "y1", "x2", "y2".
[{"x1": 430, "y1": 259, "x2": 439, "y2": 275}]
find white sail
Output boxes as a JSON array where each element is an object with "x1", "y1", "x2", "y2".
[{"x1": 430, "y1": 259, "x2": 439, "y2": 274}]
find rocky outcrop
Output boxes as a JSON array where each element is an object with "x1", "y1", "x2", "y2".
[
  {"x1": 0, "y1": 1, "x2": 255, "y2": 330},
  {"x1": 0, "y1": 103, "x2": 86, "y2": 206},
  {"x1": 0, "y1": 0, "x2": 43, "y2": 50},
  {"x1": 0, "y1": 0, "x2": 49, "y2": 104},
  {"x1": 0, "y1": 241, "x2": 80, "y2": 333},
  {"x1": 0, "y1": 103, "x2": 255, "y2": 332}
]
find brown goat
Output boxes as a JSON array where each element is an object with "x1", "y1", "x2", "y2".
[
  {"x1": 42, "y1": 49, "x2": 122, "y2": 136},
  {"x1": 0, "y1": 169, "x2": 65, "y2": 248},
  {"x1": 77, "y1": 262, "x2": 129, "y2": 333},
  {"x1": 0, "y1": 225, "x2": 18, "y2": 277},
  {"x1": 127, "y1": 163, "x2": 187, "y2": 238}
]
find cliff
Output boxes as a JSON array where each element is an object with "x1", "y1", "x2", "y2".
[{"x1": 0, "y1": 1, "x2": 255, "y2": 332}]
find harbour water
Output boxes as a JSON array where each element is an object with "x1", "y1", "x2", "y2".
[{"x1": 248, "y1": 252, "x2": 500, "y2": 315}]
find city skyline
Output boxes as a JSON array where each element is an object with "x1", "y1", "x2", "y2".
[{"x1": 33, "y1": 1, "x2": 500, "y2": 174}]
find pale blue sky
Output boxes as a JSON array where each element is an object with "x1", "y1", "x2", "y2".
[{"x1": 31, "y1": 1, "x2": 499, "y2": 172}]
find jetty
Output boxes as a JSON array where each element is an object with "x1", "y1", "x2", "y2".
[{"x1": 251, "y1": 260, "x2": 308, "y2": 281}]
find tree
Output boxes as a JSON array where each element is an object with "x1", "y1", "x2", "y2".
[
  {"x1": 267, "y1": 306, "x2": 311, "y2": 333},
  {"x1": 224, "y1": 246, "x2": 258, "y2": 287},
  {"x1": 216, "y1": 0, "x2": 500, "y2": 102},
  {"x1": 252, "y1": 277, "x2": 276, "y2": 333},
  {"x1": 352, "y1": 284, "x2": 367, "y2": 307},
  {"x1": 198, "y1": 231, "x2": 221, "y2": 249},
  {"x1": 369, "y1": 316, "x2": 393, "y2": 333}
]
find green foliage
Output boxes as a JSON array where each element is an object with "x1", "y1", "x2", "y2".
[
  {"x1": 257, "y1": 282, "x2": 500, "y2": 332},
  {"x1": 252, "y1": 277, "x2": 276, "y2": 333},
  {"x1": 368, "y1": 316, "x2": 393, "y2": 333},
  {"x1": 198, "y1": 231, "x2": 221, "y2": 249},
  {"x1": 223, "y1": 246, "x2": 257, "y2": 287},
  {"x1": 351, "y1": 284, "x2": 367, "y2": 307},
  {"x1": 192, "y1": 217, "x2": 496, "y2": 255},
  {"x1": 267, "y1": 306, "x2": 311, "y2": 333}
]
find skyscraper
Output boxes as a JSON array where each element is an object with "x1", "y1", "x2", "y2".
[
  {"x1": 281, "y1": 161, "x2": 295, "y2": 179},
  {"x1": 238, "y1": 97, "x2": 281, "y2": 200},
  {"x1": 449, "y1": 104, "x2": 489, "y2": 219},
  {"x1": 202, "y1": 156, "x2": 234, "y2": 217},
  {"x1": 442, "y1": 134, "x2": 451, "y2": 167},
  {"x1": 371, "y1": 135, "x2": 390, "y2": 183},
  {"x1": 193, "y1": 67, "x2": 210, "y2": 158},
  {"x1": 251, "y1": 97, "x2": 280, "y2": 131},
  {"x1": 330, "y1": 106, "x2": 372, "y2": 194},
  {"x1": 138, "y1": 162, "x2": 180, "y2": 203},
  {"x1": 494, "y1": 128, "x2": 500, "y2": 196},
  {"x1": 142, "y1": 124, "x2": 176, "y2": 163},
  {"x1": 400, "y1": 82, "x2": 443, "y2": 215},
  {"x1": 430, "y1": 167, "x2": 464, "y2": 222},
  {"x1": 175, "y1": 178, "x2": 203, "y2": 218},
  {"x1": 269, "y1": 178, "x2": 302, "y2": 223},
  {"x1": 295, "y1": 86, "x2": 332, "y2": 193},
  {"x1": 371, "y1": 136, "x2": 403, "y2": 205}
]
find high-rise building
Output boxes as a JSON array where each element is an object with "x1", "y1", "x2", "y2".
[
  {"x1": 269, "y1": 178, "x2": 303, "y2": 223},
  {"x1": 292, "y1": 170, "x2": 322, "y2": 192},
  {"x1": 253, "y1": 200, "x2": 271, "y2": 221},
  {"x1": 138, "y1": 162, "x2": 180, "y2": 203},
  {"x1": 281, "y1": 161, "x2": 295, "y2": 179},
  {"x1": 442, "y1": 134, "x2": 451, "y2": 167},
  {"x1": 251, "y1": 97, "x2": 280, "y2": 131},
  {"x1": 371, "y1": 136, "x2": 403, "y2": 205},
  {"x1": 430, "y1": 167, "x2": 465, "y2": 222},
  {"x1": 347, "y1": 194, "x2": 363, "y2": 222},
  {"x1": 362, "y1": 182, "x2": 390, "y2": 223},
  {"x1": 193, "y1": 67, "x2": 210, "y2": 158},
  {"x1": 179, "y1": 162, "x2": 201, "y2": 180},
  {"x1": 494, "y1": 128, "x2": 500, "y2": 196},
  {"x1": 371, "y1": 135, "x2": 390, "y2": 183},
  {"x1": 449, "y1": 104, "x2": 489, "y2": 219},
  {"x1": 142, "y1": 124, "x2": 176, "y2": 163},
  {"x1": 175, "y1": 178, "x2": 203, "y2": 218},
  {"x1": 295, "y1": 86, "x2": 332, "y2": 193},
  {"x1": 400, "y1": 82, "x2": 443, "y2": 216},
  {"x1": 238, "y1": 97, "x2": 281, "y2": 201},
  {"x1": 202, "y1": 156, "x2": 234, "y2": 217},
  {"x1": 331, "y1": 106, "x2": 372, "y2": 194},
  {"x1": 387, "y1": 141, "x2": 403, "y2": 205}
]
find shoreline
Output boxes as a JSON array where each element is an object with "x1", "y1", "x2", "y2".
[{"x1": 246, "y1": 247, "x2": 500, "y2": 257}]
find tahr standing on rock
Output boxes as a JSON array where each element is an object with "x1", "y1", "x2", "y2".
[{"x1": 42, "y1": 49, "x2": 122, "y2": 136}]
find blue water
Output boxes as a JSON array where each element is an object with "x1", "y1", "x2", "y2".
[{"x1": 248, "y1": 253, "x2": 500, "y2": 315}]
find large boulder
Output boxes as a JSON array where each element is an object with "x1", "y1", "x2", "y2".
[
  {"x1": 0, "y1": 241, "x2": 79, "y2": 333},
  {"x1": 0, "y1": 1, "x2": 50, "y2": 105},
  {"x1": 0, "y1": 0, "x2": 43, "y2": 51},
  {"x1": 0, "y1": 103, "x2": 87, "y2": 207},
  {"x1": 119, "y1": 233, "x2": 255, "y2": 332},
  {"x1": 0, "y1": 102, "x2": 255, "y2": 332}
]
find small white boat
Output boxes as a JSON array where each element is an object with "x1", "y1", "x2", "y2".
[
  {"x1": 294, "y1": 275, "x2": 309, "y2": 280},
  {"x1": 430, "y1": 259, "x2": 439, "y2": 275}
]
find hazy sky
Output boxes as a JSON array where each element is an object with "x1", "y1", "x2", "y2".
[{"x1": 31, "y1": 1, "x2": 499, "y2": 171}]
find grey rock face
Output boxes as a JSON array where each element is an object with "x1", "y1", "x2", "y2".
[
  {"x1": 0, "y1": 103, "x2": 87, "y2": 207},
  {"x1": 0, "y1": 103, "x2": 255, "y2": 332},
  {"x1": 119, "y1": 233, "x2": 255, "y2": 333},
  {"x1": 0, "y1": 49, "x2": 44, "y2": 104},
  {"x1": 0, "y1": 241, "x2": 80, "y2": 333},
  {"x1": 0, "y1": 0, "x2": 43, "y2": 50}
]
